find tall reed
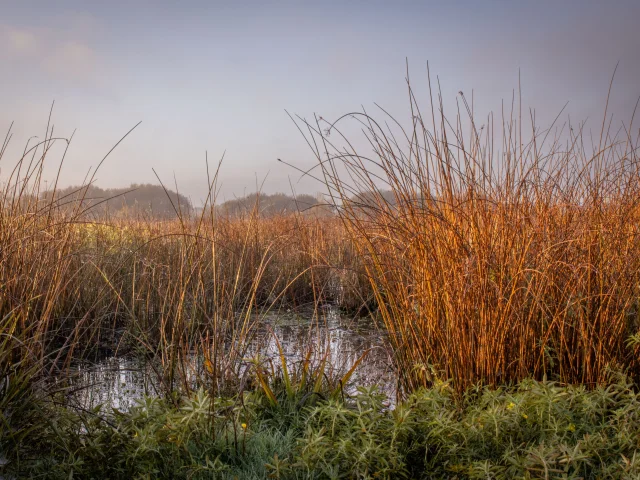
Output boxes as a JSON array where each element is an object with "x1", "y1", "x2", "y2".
[
  {"x1": 0, "y1": 121, "x2": 369, "y2": 412},
  {"x1": 296, "y1": 69, "x2": 640, "y2": 391}
]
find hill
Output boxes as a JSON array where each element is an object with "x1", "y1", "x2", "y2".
[
  {"x1": 216, "y1": 192, "x2": 333, "y2": 217},
  {"x1": 42, "y1": 184, "x2": 193, "y2": 219}
]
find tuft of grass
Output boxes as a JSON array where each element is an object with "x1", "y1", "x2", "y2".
[{"x1": 296, "y1": 67, "x2": 640, "y2": 391}]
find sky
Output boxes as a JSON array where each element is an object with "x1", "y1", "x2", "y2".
[{"x1": 1, "y1": 0, "x2": 639, "y2": 204}]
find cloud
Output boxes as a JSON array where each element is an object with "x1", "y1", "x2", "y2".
[
  {"x1": 4, "y1": 27, "x2": 39, "y2": 55},
  {"x1": 44, "y1": 41, "x2": 97, "y2": 80},
  {"x1": 0, "y1": 17, "x2": 101, "y2": 84}
]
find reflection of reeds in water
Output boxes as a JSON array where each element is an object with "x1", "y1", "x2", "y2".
[
  {"x1": 64, "y1": 357, "x2": 153, "y2": 411},
  {"x1": 62, "y1": 307, "x2": 393, "y2": 410},
  {"x1": 297, "y1": 69, "x2": 640, "y2": 392}
]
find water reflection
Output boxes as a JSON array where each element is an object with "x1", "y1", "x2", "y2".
[{"x1": 63, "y1": 307, "x2": 395, "y2": 411}]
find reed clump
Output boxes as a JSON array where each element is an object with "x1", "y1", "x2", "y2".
[{"x1": 298, "y1": 71, "x2": 640, "y2": 391}]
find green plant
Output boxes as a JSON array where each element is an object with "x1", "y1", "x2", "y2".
[{"x1": 7, "y1": 377, "x2": 640, "y2": 479}]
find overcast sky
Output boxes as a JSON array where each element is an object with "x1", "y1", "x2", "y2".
[{"x1": 1, "y1": 0, "x2": 638, "y2": 204}]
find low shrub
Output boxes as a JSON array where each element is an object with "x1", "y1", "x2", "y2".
[{"x1": 4, "y1": 377, "x2": 640, "y2": 479}]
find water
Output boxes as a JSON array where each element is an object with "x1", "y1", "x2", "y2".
[{"x1": 58, "y1": 307, "x2": 395, "y2": 411}]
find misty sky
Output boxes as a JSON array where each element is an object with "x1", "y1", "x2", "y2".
[{"x1": 1, "y1": 0, "x2": 639, "y2": 204}]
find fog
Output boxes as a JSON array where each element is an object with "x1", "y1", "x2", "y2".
[{"x1": 1, "y1": 0, "x2": 638, "y2": 205}]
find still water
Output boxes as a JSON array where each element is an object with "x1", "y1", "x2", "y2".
[{"x1": 58, "y1": 307, "x2": 395, "y2": 411}]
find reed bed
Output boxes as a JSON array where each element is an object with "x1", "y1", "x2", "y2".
[
  {"x1": 0, "y1": 126, "x2": 372, "y2": 409},
  {"x1": 297, "y1": 72, "x2": 640, "y2": 392},
  {"x1": 2, "y1": 70, "x2": 640, "y2": 407},
  {"x1": 3, "y1": 72, "x2": 640, "y2": 478}
]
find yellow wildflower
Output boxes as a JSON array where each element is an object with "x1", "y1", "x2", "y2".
[
  {"x1": 241, "y1": 423, "x2": 247, "y2": 430},
  {"x1": 506, "y1": 402, "x2": 516, "y2": 410}
]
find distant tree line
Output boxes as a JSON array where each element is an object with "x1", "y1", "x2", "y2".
[
  {"x1": 215, "y1": 190, "x2": 405, "y2": 218},
  {"x1": 37, "y1": 184, "x2": 405, "y2": 220},
  {"x1": 41, "y1": 184, "x2": 193, "y2": 219},
  {"x1": 216, "y1": 192, "x2": 334, "y2": 217}
]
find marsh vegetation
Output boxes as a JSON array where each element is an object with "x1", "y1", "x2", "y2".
[{"x1": 2, "y1": 73, "x2": 640, "y2": 478}]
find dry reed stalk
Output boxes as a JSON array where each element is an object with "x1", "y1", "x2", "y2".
[
  {"x1": 296, "y1": 67, "x2": 640, "y2": 392},
  {"x1": 0, "y1": 123, "x2": 369, "y2": 398}
]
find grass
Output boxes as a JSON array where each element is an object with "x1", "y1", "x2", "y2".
[
  {"x1": 295, "y1": 67, "x2": 640, "y2": 392},
  {"x1": 0, "y1": 123, "x2": 373, "y2": 475},
  {"x1": 0, "y1": 124, "x2": 372, "y2": 393},
  {"x1": 4, "y1": 375, "x2": 640, "y2": 479},
  {"x1": 2, "y1": 69, "x2": 640, "y2": 477}
]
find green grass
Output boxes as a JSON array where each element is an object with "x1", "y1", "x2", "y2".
[{"x1": 4, "y1": 375, "x2": 640, "y2": 479}]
